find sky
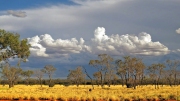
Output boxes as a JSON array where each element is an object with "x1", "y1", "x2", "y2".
[{"x1": 0, "y1": 0, "x2": 180, "y2": 78}]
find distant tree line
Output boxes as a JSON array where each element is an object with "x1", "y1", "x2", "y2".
[
  {"x1": 0, "y1": 29, "x2": 180, "y2": 89},
  {"x1": 67, "y1": 54, "x2": 180, "y2": 89}
]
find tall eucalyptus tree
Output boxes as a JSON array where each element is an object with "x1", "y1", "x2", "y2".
[
  {"x1": 148, "y1": 63, "x2": 165, "y2": 89},
  {"x1": 89, "y1": 54, "x2": 114, "y2": 88},
  {"x1": 0, "y1": 29, "x2": 30, "y2": 88},
  {"x1": 42, "y1": 65, "x2": 56, "y2": 87},
  {"x1": 34, "y1": 69, "x2": 44, "y2": 87},
  {"x1": 67, "y1": 66, "x2": 86, "y2": 87},
  {"x1": 116, "y1": 56, "x2": 146, "y2": 89},
  {"x1": 165, "y1": 59, "x2": 180, "y2": 86}
]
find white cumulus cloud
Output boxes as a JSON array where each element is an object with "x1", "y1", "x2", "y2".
[
  {"x1": 92, "y1": 27, "x2": 109, "y2": 43},
  {"x1": 91, "y1": 27, "x2": 170, "y2": 56},
  {"x1": 28, "y1": 27, "x2": 170, "y2": 58},
  {"x1": 28, "y1": 34, "x2": 90, "y2": 57},
  {"x1": 28, "y1": 36, "x2": 49, "y2": 57},
  {"x1": 176, "y1": 28, "x2": 180, "y2": 34}
]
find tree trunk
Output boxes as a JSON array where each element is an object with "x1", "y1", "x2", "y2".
[
  {"x1": 157, "y1": 77, "x2": 160, "y2": 89},
  {"x1": 154, "y1": 80, "x2": 157, "y2": 89},
  {"x1": 27, "y1": 79, "x2": 29, "y2": 86},
  {"x1": 174, "y1": 74, "x2": 177, "y2": 86},
  {"x1": 9, "y1": 80, "x2": 13, "y2": 88},
  {"x1": 169, "y1": 79, "x2": 172, "y2": 87},
  {"x1": 12, "y1": 81, "x2": 15, "y2": 87},
  {"x1": 40, "y1": 79, "x2": 42, "y2": 87},
  {"x1": 49, "y1": 79, "x2": 52, "y2": 87},
  {"x1": 49, "y1": 74, "x2": 52, "y2": 87},
  {"x1": 121, "y1": 78, "x2": 125, "y2": 87},
  {"x1": 82, "y1": 66, "x2": 94, "y2": 89},
  {"x1": 133, "y1": 75, "x2": 137, "y2": 89},
  {"x1": 96, "y1": 80, "x2": 98, "y2": 86},
  {"x1": 100, "y1": 72, "x2": 104, "y2": 88},
  {"x1": 76, "y1": 82, "x2": 79, "y2": 87},
  {"x1": 108, "y1": 80, "x2": 111, "y2": 87}
]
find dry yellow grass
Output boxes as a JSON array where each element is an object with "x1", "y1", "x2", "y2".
[{"x1": 0, "y1": 85, "x2": 180, "y2": 101}]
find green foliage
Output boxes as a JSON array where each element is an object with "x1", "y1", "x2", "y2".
[
  {"x1": 21, "y1": 70, "x2": 34, "y2": 78},
  {"x1": 0, "y1": 29, "x2": 30, "y2": 63},
  {"x1": 42, "y1": 65, "x2": 56, "y2": 74},
  {"x1": 21, "y1": 70, "x2": 34, "y2": 85}
]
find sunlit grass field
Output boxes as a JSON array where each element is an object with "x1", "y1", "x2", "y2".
[{"x1": 0, "y1": 85, "x2": 180, "y2": 101}]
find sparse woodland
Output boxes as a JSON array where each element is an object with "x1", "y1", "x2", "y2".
[
  {"x1": 1, "y1": 29, "x2": 180, "y2": 101},
  {"x1": 0, "y1": 29, "x2": 180, "y2": 89}
]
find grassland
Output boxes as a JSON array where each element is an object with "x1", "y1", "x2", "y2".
[{"x1": 0, "y1": 85, "x2": 179, "y2": 101}]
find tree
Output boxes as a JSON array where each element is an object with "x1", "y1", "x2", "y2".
[
  {"x1": 89, "y1": 54, "x2": 114, "y2": 88},
  {"x1": 93, "y1": 71, "x2": 101, "y2": 86},
  {"x1": 42, "y1": 65, "x2": 56, "y2": 87},
  {"x1": 34, "y1": 69, "x2": 44, "y2": 87},
  {"x1": 67, "y1": 66, "x2": 86, "y2": 87},
  {"x1": 116, "y1": 59, "x2": 126, "y2": 87},
  {"x1": 148, "y1": 63, "x2": 165, "y2": 89},
  {"x1": 21, "y1": 70, "x2": 34, "y2": 86},
  {"x1": 116, "y1": 56, "x2": 146, "y2": 89},
  {"x1": 111, "y1": 74, "x2": 119, "y2": 86},
  {"x1": 0, "y1": 29, "x2": 30, "y2": 88},
  {"x1": 0, "y1": 29, "x2": 30, "y2": 64},
  {"x1": 165, "y1": 59, "x2": 180, "y2": 86},
  {"x1": 0, "y1": 63, "x2": 22, "y2": 88}
]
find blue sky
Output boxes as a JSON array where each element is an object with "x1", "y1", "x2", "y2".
[
  {"x1": 0, "y1": 0, "x2": 180, "y2": 78},
  {"x1": 0, "y1": 0, "x2": 75, "y2": 10}
]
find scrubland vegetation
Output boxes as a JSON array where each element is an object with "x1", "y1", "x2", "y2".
[{"x1": 0, "y1": 85, "x2": 180, "y2": 101}]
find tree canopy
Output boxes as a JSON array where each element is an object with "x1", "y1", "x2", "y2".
[{"x1": 0, "y1": 29, "x2": 30, "y2": 63}]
